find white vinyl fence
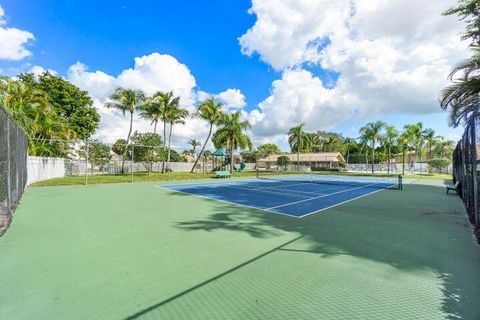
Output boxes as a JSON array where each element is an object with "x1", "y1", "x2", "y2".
[
  {"x1": 346, "y1": 162, "x2": 452, "y2": 174},
  {"x1": 27, "y1": 157, "x2": 66, "y2": 185}
]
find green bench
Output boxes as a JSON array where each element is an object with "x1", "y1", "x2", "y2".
[{"x1": 215, "y1": 170, "x2": 231, "y2": 178}]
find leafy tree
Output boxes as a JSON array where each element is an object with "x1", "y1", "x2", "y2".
[
  {"x1": 19, "y1": 72, "x2": 100, "y2": 140},
  {"x1": 241, "y1": 151, "x2": 262, "y2": 163},
  {"x1": 190, "y1": 97, "x2": 225, "y2": 173},
  {"x1": 343, "y1": 137, "x2": 357, "y2": 164},
  {"x1": 257, "y1": 143, "x2": 282, "y2": 156},
  {"x1": 165, "y1": 101, "x2": 188, "y2": 171},
  {"x1": 428, "y1": 158, "x2": 452, "y2": 172},
  {"x1": 0, "y1": 76, "x2": 73, "y2": 156},
  {"x1": 398, "y1": 129, "x2": 414, "y2": 175},
  {"x1": 277, "y1": 155, "x2": 291, "y2": 170},
  {"x1": 288, "y1": 124, "x2": 309, "y2": 170},
  {"x1": 129, "y1": 132, "x2": 163, "y2": 174},
  {"x1": 422, "y1": 128, "x2": 436, "y2": 160},
  {"x1": 359, "y1": 121, "x2": 385, "y2": 173},
  {"x1": 139, "y1": 93, "x2": 165, "y2": 134},
  {"x1": 444, "y1": 0, "x2": 480, "y2": 45},
  {"x1": 188, "y1": 139, "x2": 202, "y2": 158},
  {"x1": 381, "y1": 125, "x2": 399, "y2": 174},
  {"x1": 105, "y1": 88, "x2": 146, "y2": 172},
  {"x1": 213, "y1": 111, "x2": 253, "y2": 173},
  {"x1": 79, "y1": 140, "x2": 112, "y2": 172},
  {"x1": 112, "y1": 139, "x2": 127, "y2": 156},
  {"x1": 404, "y1": 122, "x2": 424, "y2": 163}
]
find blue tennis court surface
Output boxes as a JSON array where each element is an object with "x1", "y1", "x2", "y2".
[{"x1": 160, "y1": 175, "x2": 398, "y2": 218}]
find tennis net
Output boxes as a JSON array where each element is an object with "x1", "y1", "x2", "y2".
[{"x1": 256, "y1": 170, "x2": 402, "y2": 190}]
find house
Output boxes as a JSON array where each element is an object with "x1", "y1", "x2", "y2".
[{"x1": 257, "y1": 152, "x2": 346, "y2": 170}]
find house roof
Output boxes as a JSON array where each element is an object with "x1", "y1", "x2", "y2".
[{"x1": 258, "y1": 152, "x2": 345, "y2": 163}]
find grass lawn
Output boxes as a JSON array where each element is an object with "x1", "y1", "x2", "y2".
[
  {"x1": 31, "y1": 170, "x2": 451, "y2": 187},
  {"x1": 1, "y1": 178, "x2": 478, "y2": 319}
]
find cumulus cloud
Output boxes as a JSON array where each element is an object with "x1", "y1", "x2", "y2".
[
  {"x1": 67, "y1": 53, "x2": 207, "y2": 145},
  {"x1": 240, "y1": 0, "x2": 470, "y2": 141},
  {"x1": 0, "y1": 5, "x2": 34, "y2": 60},
  {"x1": 216, "y1": 88, "x2": 247, "y2": 110}
]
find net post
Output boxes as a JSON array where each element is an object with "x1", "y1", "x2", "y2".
[{"x1": 398, "y1": 175, "x2": 403, "y2": 190}]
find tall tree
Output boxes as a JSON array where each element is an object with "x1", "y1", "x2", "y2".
[
  {"x1": 343, "y1": 137, "x2": 357, "y2": 165},
  {"x1": 19, "y1": 72, "x2": 100, "y2": 140},
  {"x1": 381, "y1": 125, "x2": 399, "y2": 174},
  {"x1": 398, "y1": 128, "x2": 414, "y2": 175},
  {"x1": 165, "y1": 103, "x2": 189, "y2": 171},
  {"x1": 190, "y1": 97, "x2": 225, "y2": 173},
  {"x1": 188, "y1": 139, "x2": 202, "y2": 158},
  {"x1": 212, "y1": 111, "x2": 252, "y2": 173},
  {"x1": 105, "y1": 88, "x2": 145, "y2": 172},
  {"x1": 404, "y1": 122, "x2": 424, "y2": 165},
  {"x1": 257, "y1": 143, "x2": 282, "y2": 157},
  {"x1": 359, "y1": 121, "x2": 385, "y2": 173},
  {"x1": 139, "y1": 93, "x2": 165, "y2": 134},
  {"x1": 422, "y1": 128, "x2": 436, "y2": 160},
  {"x1": 288, "y1": 124, "x2": 309, "y2": 171}
]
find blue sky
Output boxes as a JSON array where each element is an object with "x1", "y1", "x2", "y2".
[{"x1": 0, "y1": 0, "x2": 467, "y2": 148}]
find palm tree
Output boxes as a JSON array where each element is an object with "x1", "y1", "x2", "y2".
[
  {"x1": 288, "y1": 124, "x2": 309, "y2": 171},
  {"x1": 165, "y1": 103, "x2": 189, "y2": 172},
  {"x1": 404, "y1": 122, "x2": 424, "y2": 168},
  {"x1": 139, "y1": 93, "x2": 165, "y2": 134},
  {"x1": 440, "y1": 48, "x2": 480, "y2": 127},
  {"x1": 381, "y1": 125, "x2": 399, "y2": 174},
  {"x1": 343, "y1": 137, "x2": 356, "y2": 165},
  {"x1": 359, "y1": 121, "x2": 385, "y2": 173},
  {"x1": 398, "y1": 127, "x2": 415, "y2": 175},
  {"x1": 188, "y1": 139, "x2": 201, "y2": 158},
  {"x1": 105, "y1": 88, "x2": 145, "y2": 172},
  {"x1": 190, "y1": 97, "x2": 225, "y2": 173},
  {"x1": 358, "y1": 136, "x2": 370, "y2": 172},
  {"x1": 212, "y1": 111, "x2": 252, "y2": 173},
  {"x1": 422, "y1": 128, "x2": 435, "y2": 160}
]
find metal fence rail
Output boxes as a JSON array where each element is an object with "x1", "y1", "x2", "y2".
[
  {"x1": 452, "y1": 113, "x2": 480, "y2": 238},
  {"x1": 0, "y1": 105, "x2": 28, "y2": 237}
]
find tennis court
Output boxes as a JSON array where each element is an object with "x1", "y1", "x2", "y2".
[
  {"x1": 161, "y1": 172, "x2": 401, "y2": 218},
  {"x1": 1, "y1": 178, "x2": 480, "y2": 319}
]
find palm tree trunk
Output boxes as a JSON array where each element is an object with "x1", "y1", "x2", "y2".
[
  {"x1": 365, "y1": 149, "x2": 368, "y2": 173},
  {"x1": 166, "y1": 123, "x2": 173, "y2": 171},
  {"x1": 190, "y1": 124, "x2": 213, "y2": 173},
  {"x1": 161, "y1": 120, "x2": 167, "y2": 173},
  {"x1": 153, "y1": 121, "x2": 157, "y2": 134},
  {"x1": 121, "y1": 111, "x2": 134, "y2": 173},
  {"x1": 402, "y1": 148, "x2": 406, "y2": 175}
]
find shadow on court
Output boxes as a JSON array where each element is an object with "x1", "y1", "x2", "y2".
[{"x1": 126, "y1": 181, "x2": 480, "y2": 320}]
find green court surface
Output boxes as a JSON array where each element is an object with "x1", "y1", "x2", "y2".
[{"x1": 1, "y1": 179, "x2": 479, "y2": 319}]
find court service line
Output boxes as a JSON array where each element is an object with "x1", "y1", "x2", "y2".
[
  {"x1": 161, "y1": 186, "x2": 302, "y2": 218},
  {"x1": 292, "y1": 188, "x2": 386, "y2": 218},
  {"x1": 223, "y1": 184, "x2": 323, "y2": 198},
  {"x1": 265, "y1": 182, "x2": 381, "y2": 210}
]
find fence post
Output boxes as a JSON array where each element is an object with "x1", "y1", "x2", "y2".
[
  {"x1": 471, "y1": 114, "x2": 479, "y2": 228},
  {"x1": 131, "y1": 145, "x2": 134, "y2": 183},
  {"x1": 6, "y1": 117, "x2": 11, "y2": 217},
  {"x1": 84, "y1": 140, "x2": 89, "y2": 186}
]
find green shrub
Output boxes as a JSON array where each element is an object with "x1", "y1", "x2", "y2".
[{"x1": 428, "y1": 158, "x2": 451, "y2": 172}]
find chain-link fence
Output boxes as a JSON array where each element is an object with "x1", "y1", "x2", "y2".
[
  {"x1": 0, "y1": 105, "x2": 28, "y2": 237},
  {"x1": 452, "y1": 113, "x2": 480, "y2": 239}
]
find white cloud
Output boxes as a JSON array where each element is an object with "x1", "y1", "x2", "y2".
[
  {"x1": 216, "y1": 88, "x2": 247, "y2": 109},
  {"x1": 67, "y1": 53, "x2": 208, "y2": 145},
  {"x1": 240, "y1": 0, "x2": 470, "y2": 142},
  {"x1": 0, "y1": 5, "x2": 34, "y2": 60},
  {"x1": 29, "y1": 65, "x2": 57, "y2": 77}
]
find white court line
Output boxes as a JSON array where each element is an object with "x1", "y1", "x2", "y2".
[
  {"x1": 266, "y1": 183, "x2": 344, "y2": 196},
  {"x1": 222, "y1": 184, "x2": 314, "y2": 199},
  {"x1": 162, "y1": 186, "x2": 302, "y2": 219},
  {"x1": 292, "y1": 188, "x2": 387, "y2": 218},
  {"x1": 265, "y1": 182, "x2": 383, "y2": 210}
]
